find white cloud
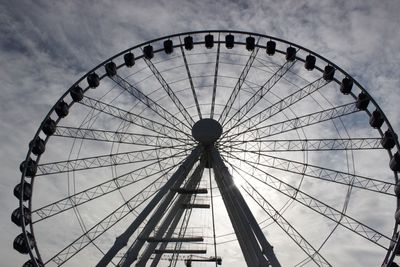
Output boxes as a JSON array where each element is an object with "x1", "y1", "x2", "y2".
[{"x1": 1, "y1": 0, "x2": 400, "y2": 266}]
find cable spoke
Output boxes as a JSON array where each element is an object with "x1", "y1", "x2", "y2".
[
  {"x1": 218, "y1": 41, "x2": 260, "y2": 125},
  {"x1": 223, "y1": 77, "x2": 329, "y2": 137},
  {"x1": 143, "y1": 54, "x2": 195, "y2": 126},
  {"x1": 80, "y1": 96, "x2": 192, "y2": 140},
  {"x1": 240, "y1": 181, "x2": 332, "y2": 266},
  {"x1": 222, "y1": 137, "x2": 383, "y2": 152},
  {"x1": 222, "y1": 102, "x2": 359, "y2": 142},
  {"x1": 110, "y1": 74, "x2": 191, "y2": 132},
  {"x1": 210, "y1": 35, "x2": 220, "y2": 119},
  {"x1": 45, "y1": 155, "x2": 187, "y2": 266},
  {"x1": 55, "y1": 126, "x2": 191, "y2": 146},
  {"x1": 179, "y1": 38, "x2": 202, "y2": 119},
  {"x1": 32, "y1": 149, "x2": 189, "y2": 223},
  {"x1": 222, "y1": 150, "x2": 393, "y2": 249},
  {"x1": 223, "y1": 146, "x2": 395, "y2": 195},
  {"x1": 222, "y1": 59, "x2": 297, "y2": 129},
  {"x1": 36, "y1": 146, "x2": 188, "y2": 176}
]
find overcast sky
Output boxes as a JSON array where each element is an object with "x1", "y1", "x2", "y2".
[{"x1": 1, "y1": 0, "x2": 400, "y2": 266}]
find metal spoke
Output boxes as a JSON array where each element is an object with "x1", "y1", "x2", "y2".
[
  {"x1": 222, "y1": 150, "x2": 393, "y2": 249},
  {"x1": 222, "y1": 137, "x2": 383, "y2": 152},
  {"x1": 32, "y1": 149, "x2": 189, "y2": 223},
  {"x1": 222, "y1": 102, "x2": 359, "y2": 142},
  {"x1": 46, "y1": 154, "x2": 188, "y2": 266},
  {"x1": 80, "y1": 96, "x2": 192, "y2": 140},
  {"x1": 210, "y1": 35, "x2": 220, "y2": 119},
  {"x1": 179, "y1": 38, "x2": 202, "y2": 119},
  {"x1": 223, "y1": 146, "x2": 395, "y2": 195},
  {"x1": 55, "y1": 126, "x2": 192, "y2": 146},
  {"x1": 143, "y1": 54, "x2": 195, "y2": 126},
  {"x1": 218, "y1": 41, "x2": 260, "y2": 125},
  {"x1": 241, "y1": 182, "x2": 332, "y2": 267},
  {"x1": 222, "y1": 60, "x2": 297, "y2": 129},
  {"x1": 223, "y1": 77, "x2": 329, "y2": 137},
  {"x1": 36, "y1": 146, "x2": 188, "y2": 176},
  {"x1": 110, "y1": 74, "x2": 192, "y2": 132}
]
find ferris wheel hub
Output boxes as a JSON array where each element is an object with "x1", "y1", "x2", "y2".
[{"x1": 192, "y1": 118, "x2": 223, "y2": 145}]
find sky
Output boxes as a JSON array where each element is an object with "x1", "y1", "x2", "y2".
[{"x1": 1, "y1": 0, "x2": 400, "y2": 266}]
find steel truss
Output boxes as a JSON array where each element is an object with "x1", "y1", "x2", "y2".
[
  {"x1": 222, "y1": 137, "x2": 383, "y2": 152},
  {"x1": 223, "y1": 151, "x2": 393, "y2": 249}
]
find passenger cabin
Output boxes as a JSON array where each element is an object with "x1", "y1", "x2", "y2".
[
  {"x1": 55, "y1": 100, "x2": 69, "y2": 118},
  {"x1": 340, "y1": 77, "x2": 353, "y2": 94},
  {"x1": 23, "y1": 259, "x2": 44, "y2": 267},
  {"x1": 246, "y1": 36, "x2": 255, "y2": 51},
  {"x1": 356, "y1": 92, "x2": 370, "y2": 110},
  {"x1": 266, "y1": 40, "x2": 276, "y2": 55},
  {"x1": 286, "y1": 47, "x2": 296, "y2": 61},
  {"x1": 381, "y1": 130, "x2": 397, "y2": 150},
  {"x1": 11, "y1": 206, "x2": 31, "y2": 227},
  {"x1": 304, "y1": 55, "x2": 316, "y2": 70},
  {"x1": 87, "y1": 72, "x2": 100, "y2": 88},
  {"x1": 105, "y1": 62, "x2": 117, "y2": 76},
  {"x1": 13, "y1": 232, "x2": 34, "y2": 254},
  {"x1": 19, "y1": 158, "x2": 37, "y2": 177},
  {"x1": 369, "y1": 109, "x2": 384, "y2": 128},
  {"x1": 184, "y1": 36, "x2": 194, "y2": 50},
  {"x1": 42, "y1": 118, "x2": 56, "y2": 136},
  {"x1": 124, "y1": 52, "x2": 135, "y2": 67},
  {"x1": 323, "y1": 65, "x2": 335, "y2": 81},
  {"x1": 205, "y1": 34, "x2": 214, "y2": 49},
  {"x1": 143, "y1": 45, "x2": 154, "y2": 59},
  {"x1": 390, "y1": 152, "x2": 400, "y2": 172},
  {"x1": 30, "y1": 137, "x2": 45, "y2": 156},
  {"x1": 70, "y1": 85, "x2": 84, "y2": 102},
  {"x1": 395, "y1": 182, "x2": 400, "y2": 197},
  {"x1": 14, "y1": 183, "x2": 32, "y2": 201},
  {"x1": 225, "y1": 34, "x2": 234, "y2": 49},
  {"x1": 164, "y1": 40, "x2": 173, "y2": 54}
]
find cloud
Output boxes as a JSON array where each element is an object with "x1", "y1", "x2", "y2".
[{"x1": 1, "y1": 0, "x2": 400, "y2": 266}]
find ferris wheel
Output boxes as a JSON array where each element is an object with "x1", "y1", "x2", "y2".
[{"x1": 13, "y1": 30, "x2": 400, "y2": 267}]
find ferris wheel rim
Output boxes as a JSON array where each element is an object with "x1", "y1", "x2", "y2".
[{"x1": 15, "y1": 30, "x2": 400, "y2": 267}]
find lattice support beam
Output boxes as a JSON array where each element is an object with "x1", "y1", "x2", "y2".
[
  {"x1": 80, "y1": 96, "x2": 190, "y2": 140},
  {"x1": 179, "y1": 43, "x2": 202, "y2": 119},
  {"x1": 223, "y1": 137, "x2": 383, "y2": 152},
  {"x1": 223, "y1": 77, "x2": 329, "y2": 136},
  {"x1": 37, "y1": 147, "x2": 187, "y2": 176},
  {"x1": 222, "y1": 60, "x2": 296, "y2": 129},
  {"x1": 97, "y1": 146, "x2": 202, "y2": 267},
  {"x1": 111, "y1": 74, "x2": 191, "y2": 133},
  {"x1": 218, "y1": 45, "x2": 260, "y2": 125},
  {"x1": 226, "y1": 152, "x2": 393, "y2": 249},
  {"x1": 47, "y1": 157, "x2": 185, "y2": 266},
  {"x1": 225, "y1": 147, "x2": 395, "y2": 195},
  {"x1": 242, "y1": 183, "x2": 332, "y2": 267},
  {"x1": 223, "y1": 102, "x2": 359, "y2": 143},
  {"x1": 55, "y1": 126, "x2": 191, "y2": 146},
  {"x1": 143, "y1": 57, "x2": 195, "y2": 126},
  {"x1": 33, "y1": 151, "x2": 188, "y2": 222}
]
